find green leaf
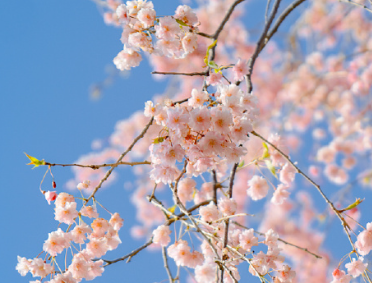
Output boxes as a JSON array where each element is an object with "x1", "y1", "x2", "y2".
[
  {"x1": 339, "y1": 198, "x2": 364, "y2": 212},
  {"x1": 168, "y1": 205, "x2": 177, "y2": 214},
  {"x1": 207, "y1": 61, "x2": 219, "y2": 69},
  {"x1": 265, "y1": 160, "x2": 277, "y2": 177},
  {"x1": 24, "y1": 152, "x2": 45, "y2": 169},
  {"x1": 153, "y1": 137, "x2": 165, "y2": 144},
  {"x1": 204, "y1": 39, "x2": 218, "y2": 66},
  {"x1": 175, "y1": 19, "x2": 188, "y2": 27},
  {"x1": 261, "y1": 142, "x2": 270, "y2": 159},
  {"x1": 238, "y1": 160, "x2": 245, "y2": 168}
]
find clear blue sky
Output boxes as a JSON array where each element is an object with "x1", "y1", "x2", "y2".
[{"x1": 2, "y1": 0, "x2": 371, "y2": 282}]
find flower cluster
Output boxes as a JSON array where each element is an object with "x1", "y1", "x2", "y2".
[
  {"x1": 16, "y1": 188, "x2": 123, "y2": 282},
  {"x1": 112, "y1": 1, "x2": 199, "y2": 70},
  {"x1": 148, "y1": 83, "x2": 258, "y2": 184}
]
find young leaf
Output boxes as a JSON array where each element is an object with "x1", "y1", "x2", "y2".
[
  {"x1": 338, "y1": 198, "x2": 364, "y2": 213},
  {"x1": 153, "y1": 137, "x2": 165, "y2": 144},
  {"x1": 265, "y1": 160, "x2": 277, "y2": 177},
  {"x1": 204, "y1": 39, "x2": 218, "y2": 66},
  {"x1": 168, "y1": 205, "x2": 177, "y2": 214},
  {"x1": 175, "y1": 19, "x2": 188, "y2": 27},
  {"x1": 261, "y1": 142, "x2": 270, "y2": 159},
  {"x1": 24, "y1": 152, "x2": 45, "y2": 169}
]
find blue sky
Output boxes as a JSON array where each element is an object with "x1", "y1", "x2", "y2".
[{"x1": 2, "y1": 0, "x2": 372, "y2": 282}]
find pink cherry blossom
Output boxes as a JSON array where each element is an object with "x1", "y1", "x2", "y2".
[
  {"x1": 137, "y1": 8, "x2": 156, "y2": 27},
  {"x1": 182, "y1": 32, "x2": 198, "y2": 54},
  {"x1": 239, "y1": 229, "x2": 258, "y2": 251},
  {"x1": 55, "y1": 192, "x2": 75, "y2": 208},
  {"x1": 155, "y1": 16, "x2": 180, "y2": 41},
  {"x1": 109, "y1": 212, "x2": 124, "y2": 231},
  {"x1": 55, "y1": 201, "x2": 78, "y2": 225},
  {"x1": 189, "y1": 106, "x2": 211, "y2": 132},
  {"x1": 232, "y1": 59, "x2": 248, "y2": 81},
  {"x1": 43, "y1": 228, "x2": 70, "y2": 256},
  {"x1": 16, "y1": 256, "x2": 31, "y2": 276},
  {"x1": 345, "y1": 257, "x2": 367, "y2": 278},
  {"x1": 91, "y1": 218, "x2": 110, "y2": 237},
  {"x1": 271, "y1": 185, "x2": 290, "y2": 206},
  {"x1": 199, "y1": 202, "x2": 219, "y2": 222},
  {"x1": 70, "y1": 224, "x2": 92, "y2": 244},
  {"x1": 44, "y1": 191, "x2": 57, "y2": 205},
  {"x1": 80, "y1": 205, "x2": 99, "y2": 218},
  {"x1": 206, "y1": 72, "x2": 222, "y2": 86},
  {"x1": 247, "y1": 175, "x2": 269, "y2": 201},
  {"x1": 355, "y1": 222, "x2": 372, "y2": 255},
  {"x1": 86, "y1": 237, "x2": 109, "y2": 257},
  {"x1": 77, "y1": 180, "x2": 90, "y2": 190},
  {"x1": 218, "y1": 198, "x2": 237, "y2": 216},
  {"x1": 279, "y1": 163, "x2": 296, "y2": 185},
  {"x1": 116, "y1": 4, "x2": 129, "y2": 24},
  {"x1": 153, "y1": 225, "x2": 172, "y2": 246},
  {"x1": 150, "y1": 164, "x2": 180, "y2": 184},
  {"x1": 195, "y1": 263, "x2": 215, "y2": 283},
  {"x1": 331, "y1": 269, "x2": 352, "y2": 283},
  {"x1": 29, "y1": 258, "x2": 54, "y2": 278},
  {"x1": 113, "y1": 47, "x2": 142, "y2": 71},
  {"x1": 276, "y1": 265, "x2": 296, "y2": 282},
  {"x1": 174, "y1": 5, "x2": 198, "y2": 26}
]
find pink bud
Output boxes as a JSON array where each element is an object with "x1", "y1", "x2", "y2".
[{"x1": 45, "y1": 191, "x2": 57, "y2": 205}]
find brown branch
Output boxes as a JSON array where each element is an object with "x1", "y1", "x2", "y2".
[
  {"x1": 232, "y1": 221, "x2": 322, "y2": 259},
  {"x1": 250, "y1": 133, "x2": 359, "y2": 249},
  {"x1": 212, "y1": 170, "x2": 218, "y2": 205},
  {"x1": 245, "y1": 0, "x2": 282, "y2": 93},
  {"x1": 103, "y1": 237, "x2": 153, "y2": 267},
  {"x1": 171, "y1": 161, "x2": 221, "y2": 259},
  {"x1": 197, "y1": 31, "x2": 214, "y2": 39},
  {"x1": 147, "y1": 195, "x2": 212, "y2": 226},
  {"x1": 162, "y1": 247, "x2": 174, "y2": 283},
  {"x1": 45, "y1": 161, "x2": 151, "y2": 169},
  {"x1": 212, "y1": 0, "x2": 246, "y2": 39},
  {"x1": 263, "y1": 0, "x2": 307, "y2": 52},
  {"x1": 338, "y1": 0, "x2": 372, "y2": 13},
  {"x1": 85, "y1": 117, "x2": 154, "y2": 203},
  {"x1": 220, "y1": 162, "x2": 239, "y2": 283},
  {"x1": 151, "y1": 71, "x2": 208, "y2": 76}
]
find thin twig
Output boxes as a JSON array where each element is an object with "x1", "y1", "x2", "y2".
[
  {"x1": 103, "y1": 237, "x2": 153, "y2": 266},
  {"x1": 338, "y1": 0, "x2": 372, "y2": 13},
  {"x1": 151, "y1": 71, "x2": 208, "y2": 76},
  {"x1": 171, "y1": 161, "x2": 221, "y2": 260},
  {"x1": 245, "y1": 0, "x2": 282, "y2": 93},
  {"x1": 220, "y1": 162, "x2": 239, "y2": 283},
  {"x1": 212, "y1": 0, "x2": 246, "y2": 39},
  {"x1": 212, "y1": 170, "x2": 218, "y2": 205},
  {"x1": 197, "y1": 31, "x2": 214, "y2": 39},
  {"x1": 85, "y1": 117, "x2": 154, "y2": 203},
  {"x1": 232, "y1": 221, "x2": 322, "y2": 259},
  {"x1": 250, "y1": 133, "x2": 360, "y2": 248},
  {"x1": 263, "y1": 0, "x2": 307, "y2": 52},
  {"x1": 162, "y1": 247, "x2": 174, "y2": 283},
  {"x1": 45, "y1": 161, "x2": 151, "y2": 169},
  {"x1": 265, "y1": 0, "x2": 273, "y2": 23}
]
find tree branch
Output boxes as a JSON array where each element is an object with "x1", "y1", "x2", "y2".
[
  {"x1": 45, "y1": 161, "x2": 151, "y2": 169},
  {"x1": 245, "y1": 0, "x2": 282, "y2": 93},
  {"x1": 85, "y1": 117, "x2": 154, "y2": 203},
  {"x1": 162, "y1": 247, "x2": 174, "y2": 283},
  {"x1": 103, "y1": 237, "x2": 153, "y2": 267},
  {"x1": 151, "y1": 71, "x2": 208, "y2": 76},
  {"x1": 232, "y1": 221, "x2": 322, "y2": 259},
  {"x1": 220, "y1": 162, "x2": 239, "y2": 283},
  {"x1": 338, "y1": 0, "x2": 372, "y2": 14}
]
